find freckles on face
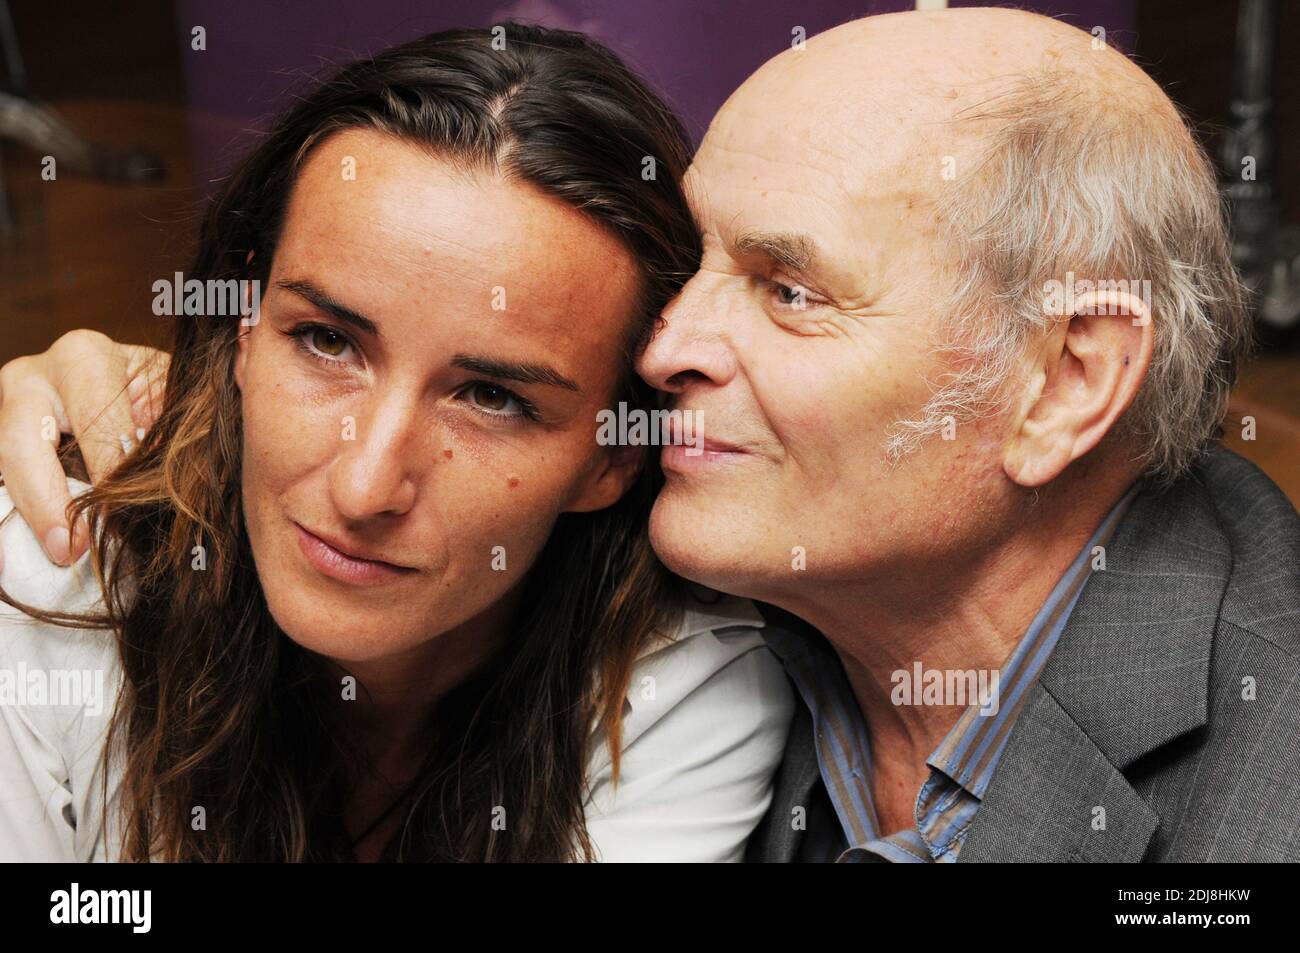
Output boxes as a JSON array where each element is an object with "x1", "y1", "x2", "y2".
[{"x1": 235, "y1": 128, "x2": 641, "y2": 662}]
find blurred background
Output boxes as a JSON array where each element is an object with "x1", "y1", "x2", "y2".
[{"x1": 0, "y1": 0, "x2": 1296, "y2": 499}]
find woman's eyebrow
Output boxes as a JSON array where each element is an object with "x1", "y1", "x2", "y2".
[
  {"x1": 276, "y1": 278, "x2": 379, "y2": 337},
  {"x1": 452, "y1": 355, "x2": 580, "y2": 392},
  {"x1": 276, "y1": 278, "x2": 579, "y2": 392}
]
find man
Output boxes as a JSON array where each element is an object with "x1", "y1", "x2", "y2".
[
  {"x1": 1, "y1": 8, "x2": 1297, "y2": 863},
  {"x1": 636, "y1": 8, "x2": 1300, "y2": 861}
]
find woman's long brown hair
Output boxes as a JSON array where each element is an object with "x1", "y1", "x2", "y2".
[{"x1": 0, "y1": 24, "x2": 701, "y2": 861}]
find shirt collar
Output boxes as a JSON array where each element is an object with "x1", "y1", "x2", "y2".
[
  {"x1": 678, "y1": 590, "x2": 767, "y2": 639},
  {"x1": 761, "y1": 480, "x2": 1142, "y2": 856}
]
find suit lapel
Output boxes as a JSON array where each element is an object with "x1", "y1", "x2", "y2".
[
  {"x1": 959, "y1": 471, "x2": 1229, "y2": 861},
  {"x1": 957, "y1": 683, "x2": 1159, "y2": 861}
]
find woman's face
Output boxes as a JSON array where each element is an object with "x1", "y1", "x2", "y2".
[{"x1": 235, "y1": 128, "x2": 643, "y2": 664}]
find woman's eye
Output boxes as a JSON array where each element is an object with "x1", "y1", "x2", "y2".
[
  {"x1": 306, "y1": 326, "x2": 350, "y2": 358},
  {"x1": 462, "y1": 382, "x2": 536, "y2": 421},
  {"x1": 286, "y1": 323, "x2": 356, "y2": 365},
  {"x1": 470, "y1": 383, "x2": 514, "y2": 412}
]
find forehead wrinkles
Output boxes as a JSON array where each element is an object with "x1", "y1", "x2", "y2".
[
  {"x1": 686, "y1": 143, "x2": 925, "y2": 288},
  {"x1": 698, "y1": 96, "x2": 954, "y2": 221},
  {"x1": 686, "y1": 140, "x2": 848, "y2": 241}
]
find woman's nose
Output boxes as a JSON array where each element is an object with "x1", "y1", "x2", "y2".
[{"x1": 326, "y1": 395, "x2": 420, "y2": 520}]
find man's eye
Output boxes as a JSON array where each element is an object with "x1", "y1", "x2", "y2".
[{"x1": 769, "y1": 280, "x2": 813, "y2": 309}]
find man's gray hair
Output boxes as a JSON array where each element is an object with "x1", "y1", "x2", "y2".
[{"x1": 887, "y1": 65, "x2": 1253, "y2": 485}]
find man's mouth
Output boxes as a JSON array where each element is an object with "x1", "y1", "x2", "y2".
[
  {"x1": 293, "y1": 522, "x2": 417, "y2": 586},
  {"x1": 660, "y1": 415, "x2": 753, "y2": 473}
]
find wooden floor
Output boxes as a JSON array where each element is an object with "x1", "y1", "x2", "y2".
[{"x1": 1, "y1": 97, "x2": 1298, "y2": 505}]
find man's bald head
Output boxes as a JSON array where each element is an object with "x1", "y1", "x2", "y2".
[
  {"x1": 686, "y1": 6, "x2": 1248, "y2": 485},
  {"x1": 710, "y1": 8, "x2": 1184, "y2": 195}
]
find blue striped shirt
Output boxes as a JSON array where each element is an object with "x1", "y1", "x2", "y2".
[{"x1": 762, "y1": 485, "x2": 1139, "y2": 862}]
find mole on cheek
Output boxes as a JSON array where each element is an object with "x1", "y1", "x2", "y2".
[
  {"x1": 507, "y1": 476, "x2": 520, "y2": 489},
  {"x1": 443, "y1": 449, "x2": 454, "y2": 459}
]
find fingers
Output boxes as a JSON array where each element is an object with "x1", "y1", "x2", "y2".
[
  {"x1": 123, "y1": 343, "x2": 170, "y2": 388},
  {"x1": 125, "y1": 346, "x2": 169, "y2": 434},
  {"x1": 0, "y1": 370, "x2": 86, "y2": 566},
  {"x1": 127, "y1": 376, "x2": 152, "y2": 435},
  {"x1": 47, "y1": 330, "x2": 142, "y2": 486},
  {"x1": 0, "y1": 334, "x2": 166, "y2": 568},
  {"x1": 131, "y1": 379, "x2": 164, "y2": 433}
]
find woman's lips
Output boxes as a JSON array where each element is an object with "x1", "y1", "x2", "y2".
[{"x1": 294, "y1": 523, "x2": 415, "y2": 586}]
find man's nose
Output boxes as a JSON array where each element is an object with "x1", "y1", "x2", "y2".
[
  {"x1": 636, "y1": 273, "x2": 739, "y2": 394},
  {"x1": 327, "y1": 388, "x2": 420, "y2": 520}
]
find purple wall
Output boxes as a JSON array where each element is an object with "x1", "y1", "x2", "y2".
[{"x1": 176, "y1": 0, "x2": 1135, "y2": 189}]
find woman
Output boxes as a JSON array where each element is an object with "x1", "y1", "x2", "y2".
[{"x1": 0, "y1": 24, "x2": 793, "y2": 862}]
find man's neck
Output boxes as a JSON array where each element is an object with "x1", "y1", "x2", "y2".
[{"x1": 778, "y1": 476, "x2": 1133, "y2": 768}]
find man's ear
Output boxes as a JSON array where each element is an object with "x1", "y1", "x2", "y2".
[
  {"x1": 564, "y1": 444, "x2": 644, "y2": 514},
  {"x1": 1002, "y1": 289, "x2": 1155, "y2": 487}
]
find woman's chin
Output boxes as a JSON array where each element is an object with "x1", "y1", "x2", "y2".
[{"x1": 262, "y1": 591, "x2": 411, "y2": 662}]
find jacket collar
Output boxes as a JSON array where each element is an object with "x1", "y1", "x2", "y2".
[{"x1": 957, "y1": 472, "x2": 1227, "y2": 861}]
